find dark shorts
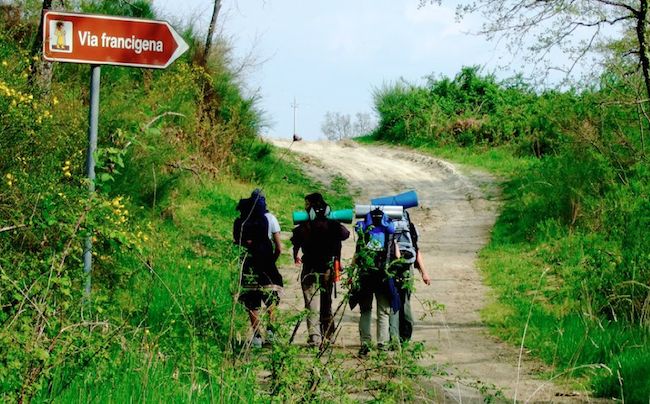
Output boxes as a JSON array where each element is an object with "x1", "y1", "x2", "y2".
[{"x1": 239, "y1": 289, "x2": 280, "y2": 311}]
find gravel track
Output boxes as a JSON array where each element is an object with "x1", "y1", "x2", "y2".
[{"x1": 271, "y1": 139, "x2": 604, "y2": 403}]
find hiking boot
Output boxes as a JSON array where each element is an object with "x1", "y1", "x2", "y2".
[
  {"x1": 251, "y1": 335, "x2": 263, "y2": 349},
  {"x1": 358, "y1": 344, "x2": 370, "y2": 357}
]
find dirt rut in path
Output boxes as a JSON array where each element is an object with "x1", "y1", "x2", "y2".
[{"x1": 272, "y1": 139, "x2": 602, "y2": 403}]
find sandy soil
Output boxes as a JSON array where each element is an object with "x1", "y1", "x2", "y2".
[{"x1": 271, "y1": 139, "x2": 606, "y2": 403}]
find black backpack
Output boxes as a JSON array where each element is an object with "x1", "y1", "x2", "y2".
[
  {"x1": 297, "y1": 218, "x2": 342, "y2": 267},
  {"x1": 233, "y1": 196, "x2": 271, "y2": 257}
]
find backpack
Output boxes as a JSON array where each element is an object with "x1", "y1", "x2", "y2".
[
  {"x1": 393, "y1": 211, "x2": 416, "y2": 265},
  {"x1": 351, "y1": 210, "x2": 402, "y2": 313},
  {"x1": 233, "y1": 196, "x2": 271, "y2": 257},
  {"x1": 294, "y1": 218, "x2": 344, "y2": 268},
  {"x1": 355, "y1": 209, "x2": 395, "y2": 269}
]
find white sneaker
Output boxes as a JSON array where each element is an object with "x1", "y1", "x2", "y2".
[
  {"x1": 251, "y1": 336, "x2": 262, "y2": 349},
  {"x1": 266, "y1": 329, "x2": 275, "y2": 343}
]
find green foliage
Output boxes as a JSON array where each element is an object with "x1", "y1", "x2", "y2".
[
  {"x1": 373, "y1": 66, "x2": 593, "y2": 157},
  {"x1": 477, "y1": 144, "x2": 649, "y2": 399},
  {"x1": 373, "y1": 80, "x2": 446, "y2": 146},
  {"x1": 81, "y1": 0, "x2": 156, "y2": 18}
]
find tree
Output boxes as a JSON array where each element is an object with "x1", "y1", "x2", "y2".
[
  {"x1": 322, "y1": 112, "x2": 352, "y2": 140},
  {"x1": 353, "y1": 112, "x2": 375, "y2": 135},
  {"x1": 421, "y1": 0, "x2": 650, "y2": 100},
  {"x1": 202, "y1": 0, "x2": 223, "y2": 65},
  {"x1": 321, "y1": 111, "x2": 376, "y2": 140},
  {"x1": 29, "y1": 0, "x2": 55, "y2": 91}
]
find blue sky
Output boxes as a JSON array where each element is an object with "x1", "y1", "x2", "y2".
[{"x1": 154, "y1": 1, "x2": 513, "y2": 140}]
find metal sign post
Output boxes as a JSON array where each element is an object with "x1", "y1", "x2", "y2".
[{"x1": 83, "y1": 64, "x2": 100, "y2": 302}]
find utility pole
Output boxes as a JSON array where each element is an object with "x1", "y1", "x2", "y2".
[{"x1": 291, "y1": 97, "x2": 299, "y2": 136}]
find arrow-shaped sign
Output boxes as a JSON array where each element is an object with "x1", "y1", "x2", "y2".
[{"x1": 43, "y1": 11, "x2": 189, "y2": 69}]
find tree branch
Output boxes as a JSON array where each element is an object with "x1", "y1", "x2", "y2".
[{"x1": 0, "y1": 224, "x2": 26, "y2": 233}]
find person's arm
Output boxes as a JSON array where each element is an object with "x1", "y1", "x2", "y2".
[
  {"x1": 414, "y1": 250, "x2": 431, "y2": 285},
  {"x1": 267, "y1": 213, "x2": 282, "y2": 262},
  {"x1": 290, "y1": 226, "x2": 302, "y2": 265},
  {"x1": 293, "y1": 245, "x2": 302, "y2": 265},
  {"x1": 272, "y1": 231, "x2": 282, "y2": 262},
  {"x1": 409, "y1": 222, "x2": 430, "y2": 285}
]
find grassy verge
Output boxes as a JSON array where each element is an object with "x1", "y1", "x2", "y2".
[{"x1": 355, "y1": 135, "x2": 534, "y2": 178}]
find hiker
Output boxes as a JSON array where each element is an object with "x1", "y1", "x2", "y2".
[
  {"x1": 350, "y1": 208, "x2": 401, "y2": 356},
  {"x1": 389, "y1": 210, "x2": 431, "y2": 344},
  {"x1": 233, "y1": 189, "x2": 283, "y2": 348},
  {"x1": 291, "y1": 192, "x2": 350, "y2": 347}
]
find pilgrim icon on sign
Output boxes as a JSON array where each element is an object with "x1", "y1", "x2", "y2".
[{"x1": 50, "y1": 20, "x2": 73, "y2": 53}]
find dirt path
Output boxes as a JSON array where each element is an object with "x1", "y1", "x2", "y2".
[{"x1": 271, "y1": 139, "x2": 598, "y2": 403}]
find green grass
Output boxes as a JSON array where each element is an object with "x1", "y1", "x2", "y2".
[
  {"x1": 356, "y1": 135, "x2": 534, "y2": 178},
  {"x1": 480, "y1": 229, "x2": 650, "y2": 401},
  {"x1": 50, "y1": 350, "x2": 260, "y2": 403}
]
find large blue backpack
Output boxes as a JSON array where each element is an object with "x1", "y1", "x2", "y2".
[
  {"x1": 355, "y1": 209, "x2": 395, "y2": 269},
  {"x1": 352, "y1": 209, "x2": 401, "y2": 313}
]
